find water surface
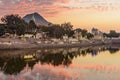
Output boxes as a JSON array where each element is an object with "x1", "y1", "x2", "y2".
[{"x1": 0, "y1": 45, "x2": 120, "y2": 80}]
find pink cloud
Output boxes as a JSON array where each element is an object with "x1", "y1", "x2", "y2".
[
  {"x1": 58, "y1": 0, "x2": 120, "y2": 11},
  {"x1": 0, "y1": 0, "x2": 69, "y2": 18},
  {"x1": 1, "y1": 63, "x2": 120, "y2": 80},
  {"x1": 0, "y1": 0, "x2": 120, "y2": 19}
]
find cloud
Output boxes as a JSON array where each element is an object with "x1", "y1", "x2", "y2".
[
  {"x1": 0, "y1": 0, "x2": 120, "y2": 18},
  {"x1": 0, "y1": 0, "x2": 21, "y2": 5},
  {"x1": 58, "y1": 0, "x2": 120, "y2": 11},
  {"x1": 1, "y1": 63, "x2": 120, "y2": 80},
  {"x1": 0, "y1": 0, "x2": 69, "y2": 17}
]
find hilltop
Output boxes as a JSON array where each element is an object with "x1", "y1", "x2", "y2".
[{"x1": 23, "y1": 12, "x2": 51, "y2": 26}]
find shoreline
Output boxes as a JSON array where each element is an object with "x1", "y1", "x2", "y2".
[{"x1": 0, "y1": 38, "x2": 119, "y2": 50}]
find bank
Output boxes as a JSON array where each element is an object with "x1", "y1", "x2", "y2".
[{"x1": 0, "y1": 38, "x2": 119, "y2": 50}]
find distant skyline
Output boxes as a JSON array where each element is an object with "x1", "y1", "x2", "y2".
[{"x1": 0, "y1": 0, "x2": 120, "y2": 32}]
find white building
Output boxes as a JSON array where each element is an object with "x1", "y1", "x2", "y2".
[
  {"x1": 74, "y1": 31, "x2": 82, "y2": 41},
  {"x1": 91, "y1": 28, "x2": 103, "y2": 39},
  {"x1": 63, "y1": 34, "x2": 69, "y2": 42},
  {"x1": 24, "y1": 32, "x2": 47, "y2": 39}
]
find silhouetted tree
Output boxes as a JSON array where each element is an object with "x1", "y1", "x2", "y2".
[
  {"x1": 28, "y1": 20, "x2": 38, "y2": 32},
  {"x1": 1, "y1": 14, "x2": 24, "y2": 25},
  {"x1": 16, "y1": 23, "x2": 27, "y2": 36},
  {"x1": 74, "y1": 28, "x2": 82, "y2": 32},
  {"x1": 1, "y1": 14, "x2": 27, "y2": 36},
  {"x1": 50, "y1": 24, "x2": 65, "y2": 38},
  {"x1": 61, "y1": 22, "x2": 74, "y2": 37},
  {"x1": 0, "y1": 24, "x2": 5, "y2": 36},
  {"x1": 81, "y1": 29, "x2": 87, "y2": 37},
  {"x1": 86, "y1": 33, "x2": 94, "y2": 39},
  {"x1": 108, "y1": 47, "x2": 119, "y2": 54},
  {"x1": 103, "y1": 30, "x2": 119, "y2": 38},
  {"x1": 40, "y1": 25, "x2": 49, "y2": 32},
  {"x1": 40, "y1": 24, "x2": 65, "y2": 38}
]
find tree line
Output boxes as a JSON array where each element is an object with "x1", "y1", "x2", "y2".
[
  {"x1": 0, "y1": 14, "x2": 94, "y2": 39},
  {"x1": 0, "y1": 14, "x2": 27, "y2": 36},
  {"x1": 103, "y1": 30, "x2": 120, "y2": 38}
]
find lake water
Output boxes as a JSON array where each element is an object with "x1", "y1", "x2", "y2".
[{"x1": 0, "y1": 45, "x2": 120, "y2": 80}]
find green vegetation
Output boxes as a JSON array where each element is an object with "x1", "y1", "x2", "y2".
[
  {"x1": 1, "y1": 14, "x2": 119, "y2": 40},
  {"x1": 40, "y1": 22, "x2": 94, "y2": 39},
  {"x1": 86, "y1": 33, "x2": 94, "y2": 39},
  {"x1": 28, "y1": 20, "x2": 38, "y2": 32},
  {"x1": 0, "y1": 14, "x2": 95, "y2": 39},
  {"x1": 103, "y1": 30, "x2": 120, "y2": 38},
  {"x1": 61, "y1": 22, "x2": 74, "y2": 37},
  {"x1": 40, "y1": 23, "x2": 74, "y2": 38},
  {"x1": 0, "y1": 24, "x2": 5, "y2": 36},
  {"x1": 1, "y1": 14, "x2": 27, "y2": 36}
]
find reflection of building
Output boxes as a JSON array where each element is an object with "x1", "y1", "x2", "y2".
[
  {"x1": 24, "y1": 54, "x2": 36, "y2": 62},
  {"x1": 91, "y1": 51, "x2": 98, "y2": 56}
]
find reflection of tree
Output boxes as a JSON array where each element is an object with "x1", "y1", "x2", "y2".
[
  {"x1": 81, "y1": 50, "x2": 87, "y2": 56},
  {"x1": 0, "y1": 57, "x2": 38, "y2": 75},
  {"x1": 108, "y1": 47, "x2": 119, "y2": 54},
  {"x1": 27, "y1": 59, "x2": 38, "y2": 69},
  {"x1": 40, "y1": 52, "x2": 75, "y2": 66},
  {"x1": 39, "y1": 48, "x2": 100, "y2": 66},
  {"x1": 0, "y1": 46, "x2": 119, "y2": 75},
  {"x1": 0, "y1": 58, "x2": 4, "y2": 68},
  {"x1": 4, "y1": 57, "x2": 26, "y2": 75},
  {"x1": 86, "y1": 49, "x2": 98, "y2": 56}
]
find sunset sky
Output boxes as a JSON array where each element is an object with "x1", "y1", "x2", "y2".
[{"x1": 0, "y1": 0, "x2": 120, "y2": 32}]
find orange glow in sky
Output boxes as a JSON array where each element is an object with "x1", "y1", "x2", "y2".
[{"x1": 0, "y1": 0, "x2": 120, "y2": 32}]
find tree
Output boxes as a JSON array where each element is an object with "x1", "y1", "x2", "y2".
[
  {"x1": 74, "y1": 28, "x2": 82, "y2": 32},
  {"x1": 28, "y1": 20, "x2": 37, "y2": 31},
  {"x1": 40, "y1": 25, "x2": 49, "y2": 32},
  {"x1": 81, "y1": 29, "x2": 87, "y2": 37},
  {"x1": 0, "y1": 24, "x2": 5, "y2": 36},
  {"x1": 1, "y1": 14, "x2": 27, "y2": 36},
  {"x1": 50, "y1": 24, "x2": 65, "y2": 38},
  {"x1": 86, "y1": 33, "x2": 94, "y2": 39},
  {"x1": 61, "y1": 22, "x2": 74, "y2": 37},
  {"x1": 103, "y1": 30, "x2": 119, "y2": 38},
  {"x1": 40, "y1": 24, "x2": 66, "y2": 38},
  {"x1": 16, "y1": 23, "x2": 27, "y2": 36},
  {"x1": 103, "y1": 33, "x2": 107, "y2": 38},
  {"x1": 1, "y1": 14, "x2": 24, "y2": 25}
]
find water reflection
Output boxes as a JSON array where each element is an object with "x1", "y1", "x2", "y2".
[
  {"x1": 108, "y1": 47, "x2": 119, "y2": 54},
  {"x1": 0, "y1": 45, "x2": 120, "y2": 80}
]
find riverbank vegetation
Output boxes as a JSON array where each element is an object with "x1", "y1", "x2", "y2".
[
  {"x1": 0, "y1": 14, "x2": 94, "y2": 39},
  {"x1": 0, "y1": 14, "x2": 119, "y2": 39}
]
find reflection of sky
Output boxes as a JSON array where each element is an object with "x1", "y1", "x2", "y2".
[
  {"x1": 0, "y1": 62, "x2": 120, "y2": 80},
  {"x1": 74, "y1": 51, "x2": 120, "y2": 66},
  {"x1": 91, "y1": 51, "x2": 98, "y2": 56},
  {"x1": 0, "y1": 50, "x2": 120, "y2": 80}
]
